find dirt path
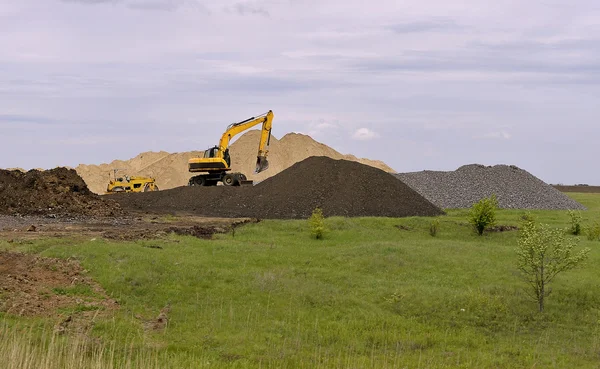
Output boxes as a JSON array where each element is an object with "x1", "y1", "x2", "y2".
[{"x1": 0, "y1": 214, "x2": 254, "y2": 241}]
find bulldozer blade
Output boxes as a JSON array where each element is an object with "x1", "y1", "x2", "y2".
[
  {"x1": 255, "y1": 156, "x2": 269, "y2": 174},
  {"x1": 240, "y1": 180, "x2": 254, "y2": 186}
]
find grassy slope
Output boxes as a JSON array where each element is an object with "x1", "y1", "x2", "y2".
[{"x1": 1, "y1": 193, "x2": 600, "y2": 368}]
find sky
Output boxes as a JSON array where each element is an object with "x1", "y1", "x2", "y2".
[{"x1": 1, "y1": 0, "x2": 599, "y2": 184}]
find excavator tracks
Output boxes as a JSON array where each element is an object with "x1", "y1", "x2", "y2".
[{"x1": 189, "y1": 173, "x2": 253, "y2": 187}]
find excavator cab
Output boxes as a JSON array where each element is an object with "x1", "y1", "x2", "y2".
[{"x1": 204, "y1": 147, "x2": 219, "y2": 158}]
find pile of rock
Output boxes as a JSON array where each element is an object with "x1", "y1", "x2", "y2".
[
  {"x1": 396, "y1": 164, "x2": 585, "y2": 210},
  {"x1": 115, "y1": 157, "x2": 443, "y2": 219}
]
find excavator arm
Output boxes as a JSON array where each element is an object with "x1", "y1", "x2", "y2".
[
  {"x1": 218, "y1": 110, "x2": 274, "y2": 173},
  {"x1": 188, "y1": 110, "x2": 274, "y2": 178}
]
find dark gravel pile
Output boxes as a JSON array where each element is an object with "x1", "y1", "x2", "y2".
[
  {"x1": 396, "y1": 164, "x2": 586, "y2": 210},
  {"x1": 0, "y1": 168, "x2": 122, "y2": 217},
  {"x1": 115, "y1": 156, "x2": 443, "y2": 219}
]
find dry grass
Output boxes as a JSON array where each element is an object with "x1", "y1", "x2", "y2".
[{"x1": 0, "y1": 321, "x2": 166, "y2": 369}]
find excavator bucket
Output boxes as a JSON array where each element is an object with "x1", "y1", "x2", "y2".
[{"x1": 255, "y1": 156, "x2": 269, "y2": 174}]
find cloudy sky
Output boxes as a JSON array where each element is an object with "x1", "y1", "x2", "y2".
[{"x1": 1, "y1": 0, "x2": 599, "y2": 184}]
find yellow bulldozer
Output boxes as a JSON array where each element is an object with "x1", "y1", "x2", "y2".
[
  {"x1": 106, "y1": 169, "x2": 159, "y2": 194},
  {"x1": 188, "y1": 110, "x2": 273, "y2": 186}
]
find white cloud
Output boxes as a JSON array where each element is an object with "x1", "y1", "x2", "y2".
[
  {"x1": 352, "y1": 128, "x2": 379, "y2": 141},
  {"x1": 303, "y1": 119, "x2": 342, "y2": 138}
]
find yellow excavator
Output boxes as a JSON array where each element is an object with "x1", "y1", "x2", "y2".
[{"x1": 188, "y1": 110, "x2": 274, "y2": 186}]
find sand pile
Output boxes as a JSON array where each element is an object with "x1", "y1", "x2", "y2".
[
  {"x1": 114, "y1": 156, "x2": 442, "y2": 219},
  {"x1": 396, "y1": 164, "x2": 585, "y2": 210},
  {"x1": 76, "y1": 131, "x2": 395, "y2": 194},
  {"x1": 0, "y1": 168, "x2": 122, "y2": 217},
  {"x1": 229, "y1": 131, "x2": 395, "y2": 183},
  {"x1": 75, "y1": 151, "x2": 204, "y2": 194}
]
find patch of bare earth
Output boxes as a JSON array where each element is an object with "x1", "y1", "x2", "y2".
[
  {"x1": 0, "y1": 214, "x2": 256, "y2": 242},
  {"x1": 0, "y1": 251, "x2": 118, "y2": 334}
]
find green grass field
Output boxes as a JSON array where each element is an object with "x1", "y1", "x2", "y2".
[{"x1": 2, "y1": 193, "x2": 600, "y2": 368}]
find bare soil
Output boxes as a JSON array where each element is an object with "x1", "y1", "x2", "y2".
[
  {"x1": 0, "y1": 251, "x2": 118, "y2": 318},
  {"x1": 0, "y1": 168, "x2": 122, "y2": 217},
  {"x1": 0, "y1": 215, "x2": 253, "y2": 241}
]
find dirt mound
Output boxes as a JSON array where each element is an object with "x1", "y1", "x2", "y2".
[
  {"x1": 396, "y1": 164, "x2": 585, "y2": 210},
  {"x1": 0, "y1": 168, "x2": 122, "y2": 217},
  {"x1": 0, "y1": 251, "x2": 117, "y2": 317},
  {"x1": 76, "y1": 131, "x2": 395, "y2": 194},
  {"x1": 114, "y1": 157, "x2": 443, "y2": 219}
]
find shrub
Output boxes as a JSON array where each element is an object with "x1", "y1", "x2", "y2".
[
  {"x1": 586, "y1": 222, "x2": 600, "y2": 241},
  {"x1": 429, "y1": 219, "x2": 440, "y2": 237},
  {"x1": 517, "y1": 217, "x2": 590, "y2": 312},
  {"x1": 309, "y1": 207, "x2": 326, "y2": 239},
  {"x1": 568, "y1": 210, "x2": 583, "y2": 235},
  {"x1": 469, "y1": 195, "x2": 498, "y2": 236},
  {"x1": 521, "y1": 212, "x2": 536, "y2": 222}
]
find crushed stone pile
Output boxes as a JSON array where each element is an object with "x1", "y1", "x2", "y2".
[
  {"x1": 114, "y1": 156, "x2": 443, "y2": 219},
  {"x1": 0, "y1": 168, "x2": 123, "y2": 217},
  {"x1": 396, "y1": 164, "x2": 586, "y2": 210}
]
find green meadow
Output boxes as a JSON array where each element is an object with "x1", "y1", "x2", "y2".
[{"x1": 1, "y1": 193, "x2": 599, "y2": 369}]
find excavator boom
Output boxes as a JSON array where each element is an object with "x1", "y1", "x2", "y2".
[{"x1": 219, "y1": 111, "x2": 273, "y2": 173}]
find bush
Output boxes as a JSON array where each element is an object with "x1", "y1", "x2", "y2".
[
  {"x1": 429, "y1": 219, "x2": 440, "y2": 237},
  {"x1": 517, "y1": 217, "x2": 590, "y2": 312},
  {"x1": 586, "y1": 222, "x2": 600, "y2": 241},
  {"x1": 309, "y1": 207, "x2": 326, "y2": 239},
  {"x1": 469, "y1": 195, "x2": 498, "y2": 236},
  {"x1": 521, "y1": 212, "x2": 536, "y2": 222},
  {"x1": 568, "y1": 210, "x2": 583, "y2": 235}
]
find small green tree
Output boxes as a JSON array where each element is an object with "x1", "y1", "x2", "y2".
[
  {"x1": 568, "y1": 210, "x2": 583, "y2": 235},
  {"x1": 309, "y1": 207, "x2": 326, "y2": 239},
  {"x1": 517, "y1": 217, "x2": 590, "y2": 312},
  {"x1": 429, "y1": 219, "x2": 440, "y2": 237},
  {"x1": 469, "y1": 194, "x2": 498, "y2": 236}
]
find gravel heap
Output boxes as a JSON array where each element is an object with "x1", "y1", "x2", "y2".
[
  {"x1": 115, "y1": 156, "x2": 443, "y2": 219},
  {"x1": 0, "y1": 168, "x2": 123, "y2": 217},
  {"x1": 396, "y1": 164, "x2": 586, "y2": 210}
]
